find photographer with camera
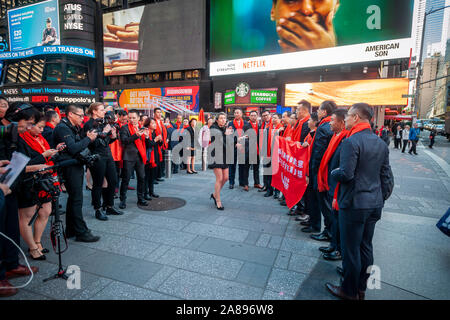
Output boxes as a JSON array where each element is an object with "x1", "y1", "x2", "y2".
[
  {"x1": 119, "y1": 109, "x2": 149, "y2": 209},
  {"x1": 53, "y1": 104, "x2": 100, "y2": 243},
  {"x1": 0, "y1": 102, "x2": 42, "y2": 297},
  {"x1": 17, "y1": 113, "x2": 62, "y2": 260},
  {"x1": 83, "y1": 103, "x2": 123, "y2": 221}
]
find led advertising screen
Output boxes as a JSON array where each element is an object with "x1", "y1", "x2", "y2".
[
  {"x1": 103, "y1": 0, "x2": 205, "y2": 76},
  {"x1": 8, "y1": 0, "x2": 60, "y2": 51},
  {"x1": 285, "y1": 78, "x2": 410, "y2": 107},
  {"x1": 210, "y1": 0, "x2": 416, "y2": 76},
  {"x1": 117, "y1": 86, "x2": 200, "y2": 112}
]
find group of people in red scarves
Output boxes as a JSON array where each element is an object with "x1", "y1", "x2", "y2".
[
  {"x1": 224, "y1": 101, "x2": 365, "y2": 262},
  {"x1": 223, "y1": 101, "x2": 391, "y2": 300}
]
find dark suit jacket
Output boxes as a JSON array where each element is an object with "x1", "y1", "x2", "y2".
[
  {"x1": 42, "y1": 126, "x2": 55, "y2": 149},
  {"x1": 330, "y1": 129, "x2": 394, "y2": 210},
  {"x1": 228, "y1": 120, "x2": 252, "y2": 162},
  {"x1": 292, "y1": 120, "x2": 310, "y2": 143},
  {"x1": 53, "y1": 118, "x2": 91, "y2": 162},
  {"x1": 309, "y1": 121, "x2": 333, "y2": 189},
  {"x1": 327, "y1": 141, "x2": 344, "y2": 198},
  {"x1": 120, "y1": 125, "x2": 143, "y2": 162}
]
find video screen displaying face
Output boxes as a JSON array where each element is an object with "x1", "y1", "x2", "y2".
[{"x1": 210, "y1": 0, "x2": 414, "y2": 61}]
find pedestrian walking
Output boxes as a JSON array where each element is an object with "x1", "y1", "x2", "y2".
[
  {"x1": 401, "y1": 125, "x2": 410, "y2": 153},
  {"x1": 408, "y1": 123, "x2": 420, "y2": 155},
  {"x1": 429, "y1": 127, "x2": 436, "y2": 149},
  {"x1": 394, "y1": 125, "x2": 402, "y2": 149}
]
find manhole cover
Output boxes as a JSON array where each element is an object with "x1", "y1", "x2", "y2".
[{"x1": 137, "y1": 197, "x2": 186, "y2": 211}]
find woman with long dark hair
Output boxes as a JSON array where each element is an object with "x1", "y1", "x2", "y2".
[
  {"x1": 209, "y1": 113, "x2": 233, "y2": 210},
  {"x1": 17, "y1": 114, "x2": 59, "y2": 260}
]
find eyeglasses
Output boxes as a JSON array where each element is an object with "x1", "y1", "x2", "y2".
[{"x1": 72, "y1": 112, "x2": 84, "y2": 119}]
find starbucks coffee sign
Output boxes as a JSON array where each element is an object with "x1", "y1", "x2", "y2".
[{"x1": 235, "y1": 82, "x2": 250, "y2": 98}]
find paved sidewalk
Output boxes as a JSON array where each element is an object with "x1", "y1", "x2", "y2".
[{"x1": 5, "y1": 142, "x2": 450, "y2": 300}]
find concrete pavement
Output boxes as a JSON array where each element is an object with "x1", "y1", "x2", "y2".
[{"x1": 5, "y1": 137, "x2": 450, "y2": 300}]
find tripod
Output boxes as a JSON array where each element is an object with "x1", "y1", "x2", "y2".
[{"x1": 43, "y1": 186, "x2": 68, "y2": 282}]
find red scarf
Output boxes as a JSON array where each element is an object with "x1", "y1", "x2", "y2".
[
  {"x1": 20, "y1": 131, "x2": 58, "y2": 199},
  {"x1": 317, "y1": 129, "x2": 349, "y2": 192},
  {"x1": 54, "y1": 107, "x2": 61, "y2": 119},
  {"x1": 180, "y1": 124, "x2": 189, "y2": 134},
  {"x1": 332, "y1": 122, "x2": 372, "y2": 210},
  {"x1": 249, "y1": 121, "x2": 259, "y2": 155},
  {"x1": 45, "y1": 122, "x2": 55, "y2": 129},
  {"x1": 176, "y1": 121, "x2": 182, "y2": 130},
  {"x1": 156, "y1": 119, "x2": 168, "y2": 149},
  {"x1": 304, "y1": 130, "x2": 315, "y2": 177},
  {"x1": 309, "y1": 116, "x2": 331, "y2": 155},
  {"x1": 148, "y1": 130, "x2": 157, "y2": 168},
  {"x1": 292, "y1": 115, "x2": 310, "y2": 142},
  {"x1": 263, "y1": 119, "x2": 273, "y2": 157},
  {"x1": 154, "y1": 119, "x2": 168, "y2": 161},
  {"x1": 128, "y1": 124, "x2": 147, "y2": 163},
  {"x1": 233, "y1": 119, "x2": 244, "y2": 137},
  {"x1": 283, "y1": 124, "x2": 293, "y2": 138}
]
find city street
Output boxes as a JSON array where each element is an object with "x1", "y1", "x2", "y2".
[{"x1": 6, "y1": 137, "x2": 450, "y2": 300}]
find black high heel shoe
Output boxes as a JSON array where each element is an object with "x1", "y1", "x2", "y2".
[
  {"x1": 210, "y1": 194, "x2": 224, "y2": 210},
  {"x1": 36, "y1": 242, "x2": 49, "y2": 254},
  {"x1": 210, "y1": 194, "x2": 217, "y2": 207},
  {"x1": 28, "y1": 248, "x2": 46, "y2": 261}
]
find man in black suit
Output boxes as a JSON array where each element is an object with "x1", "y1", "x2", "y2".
[
  {"x1": 248, "y1": 111, "x2": 263, "y2": 189},
  {"x1": 302, "y1": 101, "x2": 336, "y2": 241},
  {"x1": 227, "y1": 109, "x2": 251, "y2": 191},
  {"x1": 119, "y1": 109, "x2": 149, "y2": 209},
  {"x1": 42, "y1": 110, "x2": 60, "y2": 148},
  {"x1": 326, "y1": 103, "x2": 394, "y2": 300}
]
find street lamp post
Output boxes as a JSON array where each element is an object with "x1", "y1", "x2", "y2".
[{"x1": 415, "y1": 5, "x2": 450, "y2": 118}]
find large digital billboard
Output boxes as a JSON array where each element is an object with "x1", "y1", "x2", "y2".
[
  {"x1": 8, "y1": 0, "x2": 60, "y2": 51},
  {"x1": 285, "y1": 78, "x2": 410, "y2": 107},
  {"x1": 210, "y1": 0, "x2": 416, "y2": 76},
  {"x1": 103, "y1": 0, "x2": 205, "y2": 76},
  {"x1": 116, "y1": 86, "x2": 200, "y2": 112}
]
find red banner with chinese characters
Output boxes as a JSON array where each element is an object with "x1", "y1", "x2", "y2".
[{"x1": 271, "y1": 136, "x2": 309, "y2": 209}]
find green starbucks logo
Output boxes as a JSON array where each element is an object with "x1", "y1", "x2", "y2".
[{"x1": 235, "y1": 82, "x2": 250, "y2": 98}]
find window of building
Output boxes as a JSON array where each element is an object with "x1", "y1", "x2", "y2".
[
  {"x1": 5, "y1": 59, "x2": 44, "y2": 83},
  {"x1": 66, "y1": 64, "x2": 88, "y2": 84},
  {"x1": 44, "y1": 63, "x2": 63, "y2": 82}
]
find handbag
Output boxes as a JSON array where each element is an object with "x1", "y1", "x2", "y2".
[{"x1": 436, "y1": 208, "x2": 450, "y2": 237}]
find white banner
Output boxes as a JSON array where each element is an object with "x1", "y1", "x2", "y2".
[{"x1": 210, "y1": 38, "x2": 413, "y2": 77}]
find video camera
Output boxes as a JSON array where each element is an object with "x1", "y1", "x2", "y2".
[
  {"x1": 91, "y1": 111, "x2": 119, "y2": 139},
  {"x1": 76, "y1": 148, "x2": 100, "y2": 167}
]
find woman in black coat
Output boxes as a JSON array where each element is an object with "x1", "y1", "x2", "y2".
[
  {"x1": 144, "y1": 118, "x2": 162, "y2": 200},
  {"x1": 209, "y1": 113, "x2": 233, "y2": 210},
  {"x1": 17, "y1": 117, "x2": 59, "y2": 260},
  {"x1": 186, "y1": 118, "x2": 198, "y2": 174}
]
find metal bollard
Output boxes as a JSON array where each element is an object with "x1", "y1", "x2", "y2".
[
  {"x1": 202, "y1": 148, "x2": 207, "y2": 171},
  {"x1": 165, "y1": 150, "x2": 172, "y2": 179}
]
